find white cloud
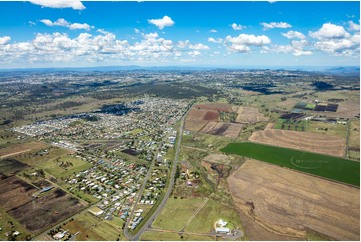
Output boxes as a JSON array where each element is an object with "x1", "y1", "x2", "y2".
[
  {"x1": 148, "y1": 16, "x2": 175, "y2": 30},
  {"x1": 29, "y1": 0, "x2": 85, "y2": 10},
  {"x1": 282, "y1": 30, "x2": 305, "y2": 39},
  {"x1": 177, "y1": 40, "x2": 190, "y2": 48},
  {"x1": 40, "y1": 18, "x2": 91, "y2": 31},
  {"x1": 261, "y1": 22, "x2": 292, "y2": 30},
  {"x1": 54, "y1": 18, "x2": 70, "y2": 27},
  {"x1": 314, "y1": 34, "x2": 359, "y2": 57},
  {"x1": 309, "y1": 23, "x2": 359, "y2": 57},
  {"x1": 134, "y1": 28, "x2": 140, "y2": 34},
  {"x1": 40, "y1": 19, "x2": 55, "y2": 26},
  {"x1": 309, "y1": 23, "x2": 350, "y2": 40},
  {"x1": 189, "y1": 43, "x2": 210, "y2": 50},
  {"x1": 348, "y1": 20, "x2": 360, "y2": 32},
  {"x1": 188, "y1": 51, "x2": 201, "y2": 57},
  {"x1": 226, "y1": 33, "x2": 271, "y2": 53},
  {"x1": 261, "y1": 38, "x2": 312, "y2": 56},
  {"x1": 231, "y1": 23, "x2": 245, "y2": 30},
  {"x1": 69, "y1": 23, "x2": 91, "y2": 31},
  {"x1": 210, "y1": 29, "x2": 217, "y2": 33},
  {"x1": 208, "y1": 37, "x2": 223, "y2": 43},
  {"x1": 0, "y1": 36, "x2": 11, "y2": 45}
]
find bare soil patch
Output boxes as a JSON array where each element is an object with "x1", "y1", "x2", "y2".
[
  {"x1": 8, "y1": 188, "x2": 85, "y2": 234},
  {"x1": 0, "y1": 141, "x2": 48, "y2": 158},
  {"x1": 249, "y1": 129, "x2": 346, "y2": 157},
  {"x1": 228, "y1": 159, "x2": 360, "y2": 241},
  {"x1": 194, "y1": 103, "x2": 233, "y2": 112},
  {"x1": 0, "y1": 176, "x2": 37, "y2": 212},
  {"x1": 236, "y1": 107, "x2": 268, "y2": 124}
]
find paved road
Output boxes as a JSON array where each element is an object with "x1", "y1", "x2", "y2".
[
  {"x1": 125, "y1": 107, "x2": 190, "y2": 241},
  {"x1": 123, "y1": 139, "x2": 163, "y2": 239}
]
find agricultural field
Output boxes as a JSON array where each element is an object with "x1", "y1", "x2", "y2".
[
  {"x1": 0, "y1": 208, "x2": 30, "y2": 241},
  {"x1": 228, "y1": 160, "x2": 360, "y2": 240},
  {"x1": 235, "y1": 107, "x2": 268, "y2": 124},
  {"x1": 200, "y1": 122, "x2": 243, "y2": 139},
  {"x1": 194, "y1": 103, "x2": 233, "y2": 113},
  {"x1": 185, "y1": 103, "x2": 243, "y2": 139},
  {"x1": 248, "y1": 129, "x2": 346, "y2": 157},
  {"x1": 7, "y1": 188, "x2": 86, "y2": 234},
  {"x1": 221, "y1": 142, "x2": 359, "y2": 186},
  {"x1": 0, "y1": 176, "x2": 37, "y2": 212},
  {"x1": 273, "y1": 118, "x2": 307, "y2": 131}
]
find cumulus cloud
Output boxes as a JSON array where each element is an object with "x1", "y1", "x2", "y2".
[
  {"x1": 208, "y1": 37, "x2": 223, "y2": 43},
  {"x1": 148, "y1": 16, "x2": 175, "y2": 29},
  {"x1": 309, "y1": 23, "x2": 350, "y2": 40},
  {"x1": 262, "y1": 39, "x2": 312, "y2": 56},
  {"x1": 40, "y1": 18, "x2": 69, "y2": 27},
  {"x1": 188, "y1": 50, "x2": 201, "y2": 57},
  {"x1": 231, "y1": 23, "x2": 245, "y2": 30},
  {"x1": 29, "y1": 0, "x2": 85, "y2": 10},
  {"x1": 225, "y1": 33, "x2": 271, "y2": 53},
  {"x1": 69, "y1": 23, "x2": 91, "y2": 31},
  {"x1": 348, "y1": 20, "x2": 360, "y2": 32},
  {"x1": 0, "y1": 36, "x2": 11, "y2": 45},
  {"x1": 40, "y1": 18, "x2": 92, "y2": 31},
  {"x1": 309, "y1": 23, "x2": 359, "y2": 57},
  {"x1": 189, "y1": 43, "x2": 210, "y2": 50},
  {"x1": 210, "y1": 29, "x2": 217, "y2": 33},
  {"x1": 261, "y1": 22, "x2": 292, "y2": 30},
  {"x1": 282, "y1": 30, "x2": 305, "y2": 39}
]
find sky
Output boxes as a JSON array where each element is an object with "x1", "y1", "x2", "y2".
[{"x1": 0, "y1": 0, "x2": 359, "y2": 68}]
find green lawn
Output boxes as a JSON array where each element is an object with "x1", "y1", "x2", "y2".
[{"x1": 221, "y1": 142, "x2": 360, "y2": 186}]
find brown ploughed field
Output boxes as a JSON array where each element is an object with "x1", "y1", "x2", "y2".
[
  {"x1": 249, "y1": 129, "x2": 346, "y2": 157},
  {"x1": 228, "y1": 159, "x2": 360, "y2": 241}
]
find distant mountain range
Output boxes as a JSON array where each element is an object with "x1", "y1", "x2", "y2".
[{"x1": 0, "y1": 65, "x2": 359, "y2": 76}]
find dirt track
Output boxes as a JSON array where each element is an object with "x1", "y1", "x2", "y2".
[
  {"x1": 228, "y1": 160, "x2": 360, "y2": 241},
  {"x1": 249, "y1": 129, "x2": 346, "y2": 157}
]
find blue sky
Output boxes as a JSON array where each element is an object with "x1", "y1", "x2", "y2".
[{"x1": 0, "y1": 1, "x2": 359, "y2": 68}]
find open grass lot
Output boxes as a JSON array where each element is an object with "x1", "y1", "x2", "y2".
[
  {"x1": 16, "y1": 147, "x2": 69, "y2": 167},
  {"x1": 63, "y1": 211, "x2": 123, "y2": 241},
  {"x1": 306, "y1": 121, "x2": 348, "y2": 138},
  {"x1": 185, "y1": 199, "x2": 242, "y2": 234},
  {"x1": 0, "y1": 141, "x2": 48, "y2": 159},
  {"x1": 152, "y1": 197, "x2": 205, "y2": 231},
  {"x1": 141, "y1": 231, "x2": 216, "y2": 241},
  {"x1": 348, "y1": 119, "x2": 360, "y2": 160},
  {"x1": 221, "y1": 142, "x2": 359, "y2": 186},
  {"x1": 228, "y1": 160, "x2": 359, "y2": 240},
  {"x1": 41, "y1": 155, "x2": 92, "y2": 179}
]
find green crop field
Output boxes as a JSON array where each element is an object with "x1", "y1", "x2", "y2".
[{"x1": 221, "y1": 142, "x2": 360, "y2": 186}]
